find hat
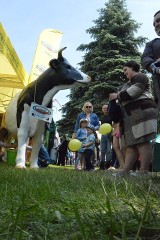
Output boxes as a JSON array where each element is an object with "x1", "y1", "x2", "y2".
[
  {"x1": 86, "y1": 124, "x2": 95, "y2": 131},
  {"x1": 80, "y1": 118, "x2": 88, "y2": 124}
]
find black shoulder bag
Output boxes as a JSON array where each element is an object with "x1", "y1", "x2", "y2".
[{"x1": 108, "y1": 100, "x2": 122, "y2": 123}]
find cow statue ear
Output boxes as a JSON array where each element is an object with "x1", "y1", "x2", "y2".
[{"x1": 49, "y1": 59, "x2": 59, "y2": 69}]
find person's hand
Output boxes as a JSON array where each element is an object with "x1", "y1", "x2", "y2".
[
  {"x1": 153, "y1": 59, "x2": 160, "y2": 67},
  {"x1": 109, "y1": 93, "x2": 118, "y2": 101},
  {"x1": 150, "y1": 63, "x2": 160, "y2": 74},
  {"x1": 72, "y1": 133, "x2": 76, "y2": 139},
  {"x1": 8, "y1": 144, "x2": 17, "y2": 149},
  {"x1": 12, "y1": 144, "x2": 17, "y2": 149}
]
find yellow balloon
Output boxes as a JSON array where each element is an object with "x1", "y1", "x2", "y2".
[
  {"x1": 68, "y1": 139, "x2": 82, "y2": 152},
  {"x1": 99, "y1": 123, "x2": 112, "y2": 135}
]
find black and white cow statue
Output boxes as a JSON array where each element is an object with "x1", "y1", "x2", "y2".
[{"x1": 5, "y1": 47, "x2": 91, "y2": 168}]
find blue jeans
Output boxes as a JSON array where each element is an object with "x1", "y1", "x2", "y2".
[
  {"x1": 100, "y1": 134, "x2": 112, "y2": 162},
  {"x1": 38, "y1": 144, "x2": 52, "y2": 167}
]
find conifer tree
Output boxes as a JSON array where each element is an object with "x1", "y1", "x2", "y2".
[{"x1": 57, "y1": 0, "x2": 147, "y2": 135}]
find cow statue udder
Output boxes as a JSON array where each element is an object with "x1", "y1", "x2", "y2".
[{"x1": 5, "y1": 47, "x2": 91, "y2": 168}]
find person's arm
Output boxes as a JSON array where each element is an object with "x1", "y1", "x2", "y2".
[
  {"x1": 74, "y1": 114, "x2": 81, "y2": 133},
  {"x1": 0, "y1": 141, "x2": 17, "y2": 149},
  {"x1": 91, "y1": 113, "x2": 100, "y2": 130},
  {"x1": 141, "y1": 41, "x2": 155, "y2": 72},
  {"x1": 110, "y1": 75, "x2": 149, "y2": 102},
  {"x1": 118, "y1": 74, "x2": 149, "y2": 102},
  {"x1": 141, "y1": 39, "x2": 160, "y2": 74},
  {"x1": 82, "y1": 141, "x2": 94, "y2": 147},
  {"x1": 76, "y1": 129, "x2": 80, "y2": 139},
  {"x1": 76, "y1": 129, "x2": 86, "y2": 141},
  {"x1": 82, "y1": 135, "x2": 95, "y2": 147}
]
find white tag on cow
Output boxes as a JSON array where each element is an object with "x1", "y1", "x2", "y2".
[{"x1": 29, "y1": 102, "x2": 53, "y2": 123}]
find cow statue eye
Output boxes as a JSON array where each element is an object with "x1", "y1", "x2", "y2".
[{"x1": 66, "y1": 65, "x2": 71, "y2": 69}]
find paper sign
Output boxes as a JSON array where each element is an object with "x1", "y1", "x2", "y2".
[{"x1": 29, "y1": 102, "x2": 53, "y2": 123}]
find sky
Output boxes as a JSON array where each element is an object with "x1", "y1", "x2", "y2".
[{"x1": 1, "y1": 0, "x2": 160, "y2": 122}]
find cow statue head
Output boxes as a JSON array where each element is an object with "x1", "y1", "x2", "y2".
[{"x1": 49, "y1": 47, "x2": 89, "y2": 86}]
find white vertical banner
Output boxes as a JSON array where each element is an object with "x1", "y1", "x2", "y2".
[{"x1": 29, "y1": 29, "x2": 63, "y2": 83}]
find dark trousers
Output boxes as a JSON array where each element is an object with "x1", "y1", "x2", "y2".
[
  {"x1": 57, "y1": 152, "x2": 66, "y2": 166},
  {"x1": 110, "y1": 148, "x2": 118, "y2": 167},
  {"x1": 84, "y1": 149, "x2": 94, "y2": 171}
]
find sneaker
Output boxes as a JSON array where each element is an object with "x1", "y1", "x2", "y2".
[
  {"x1": 130, "y1": 171, "x2": 149, "y2": 177},
  {"x1": 112, "y1": 171, "x2": 130, "y2": 177},
  {"x1": 90, "y1": 168, "x2": 96, "y2": 171},
  {"x1": 107, "y1": 167, "x2": 116, "y2": 172},
  {"x1": 99, "y1": 161, "x2": 106, "y2": 170}
]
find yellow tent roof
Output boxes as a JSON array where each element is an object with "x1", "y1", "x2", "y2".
[
  {"x1": 0, "y1": 23, "x2": 63, "y2": 114},
  {"x1": 0, "y1": 22, "x2": 29, "y2": 113}
]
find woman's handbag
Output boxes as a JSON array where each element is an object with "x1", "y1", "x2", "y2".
[{"x1": 108, "y1": 100, "x2": 122, "y2": 123}]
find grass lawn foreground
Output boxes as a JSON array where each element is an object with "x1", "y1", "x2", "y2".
[{"x1": 0, "y1": 162, "x2": 160, "y2": 240}]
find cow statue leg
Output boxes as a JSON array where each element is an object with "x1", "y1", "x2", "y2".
[
  {"x1": 29, "y1": 121, "x2": 45, "y2": 168},
  {"x1": 16, "y1": 103, "x2": 46, "y2": 168},
  {"x1": 16, "y1": 106, "x2": 31, "y2": 168}
]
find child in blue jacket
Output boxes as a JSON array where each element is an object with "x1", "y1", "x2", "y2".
[{"x1": 82, "y1": 124, "x2": 96, "y2": 171}]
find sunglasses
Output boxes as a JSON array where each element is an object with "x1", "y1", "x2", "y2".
[{"x1": 85, "y1": 106, "x2": 92, "y2": 108}]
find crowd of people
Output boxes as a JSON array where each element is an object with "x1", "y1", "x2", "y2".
[
  {"x1": 0, "y1": 11, "x2": 160, "y2": 177},
  {"x1": 68, "y1": 10, "x2": 160, "y2": 176}
]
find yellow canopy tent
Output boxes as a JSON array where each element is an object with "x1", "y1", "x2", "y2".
[
  {"x1": 0, "y1": 22, "x2": 29, "y2": 114},
  {"x1": 0, "y1": 22, "x2": 63, "y2": 126}
]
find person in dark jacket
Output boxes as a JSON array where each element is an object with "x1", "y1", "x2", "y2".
[
  {"x1": 57, "y1": 135, "x2": 68, "y2": 166},
  {"x1": 99, "y1": 104, "x2": 112, "y2": 170},
  {"x1": 141, "y1": 10, "x2": 160, "y2": 106}
]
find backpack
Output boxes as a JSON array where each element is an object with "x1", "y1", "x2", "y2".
[{"x1": 108, "y1": 100, "x2": 122, "y2": 123}]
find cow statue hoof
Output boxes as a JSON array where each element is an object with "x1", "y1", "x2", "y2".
[
  {"x1": 30, "y1": 163, "x2": 39, "y2": 169},
  {"x1": 16, "y1": 163, "x2": 26, "y2": 169}
]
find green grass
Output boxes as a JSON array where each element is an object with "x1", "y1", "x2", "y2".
[{"x1": 0, "y1": 162, "x2": 160, "y2": 240}]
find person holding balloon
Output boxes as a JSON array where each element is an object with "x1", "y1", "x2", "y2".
[
  {"x1": 81, "y1": 124, "x2": 96, "y2": 171},
  {"x1": 74, "y1": 118, "x2": 88, "y2": 170},
  {"x1": 109, "y1": 60, "x2": 157, "y2": 176},
  {"x1": 73, "y1": 102, "x2": 100, "y2": 134},
  {"x1": 99, "y1": 104, "x2": 112, "y2": 170},
  {"x1": 73, "y1": 102, "x2": 100, "y2": 166}
]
